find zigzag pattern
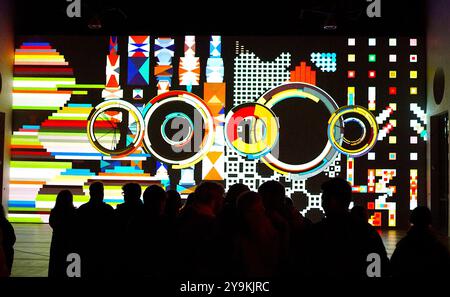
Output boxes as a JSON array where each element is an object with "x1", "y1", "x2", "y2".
[
  {"x1": 376, "y1": 104, "x2": 396, "y2": 141},
  {"x1": 410, "y1": 103, "x2": 428, "y2": 140}
]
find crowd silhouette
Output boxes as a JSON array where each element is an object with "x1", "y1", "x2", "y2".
[{"x1": 0, "y1": 178, "x2": 449, "y2": 278}]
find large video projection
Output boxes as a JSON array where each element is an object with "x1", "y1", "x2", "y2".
[{"x1": 9, "y1": 35, "x2": 426, "y2": 228}]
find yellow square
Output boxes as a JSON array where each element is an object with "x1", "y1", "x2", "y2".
[
  {"x1": 389, "y1": 103, "x2": 397, "y2": 111},
  {"x1": 390, "y1": 119, "x2": 397, "y2": 127},
  {"x1": 410, "y1": 87, "x2": 418, "y2": 95},
  {"x1": 389, "y1": 136, "x2": 397, "y2": 144},
  {"x1": 410, "y1": 71, "x2": 417, "y2": 79},
  {"x1": 389, "y1": 71, "x2": 397, "y2": 78},
  {"x1": 348, "y1": 54, "x2": 356, "y2": 62}
]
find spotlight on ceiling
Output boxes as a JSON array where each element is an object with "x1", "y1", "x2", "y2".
[
  {"x1": 88, "y1": 15, "x2": 102, "y2": 30},
  {"x1": 323, "y1": 14, "x2": 337, "y2": 31}
]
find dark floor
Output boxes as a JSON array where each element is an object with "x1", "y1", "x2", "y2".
[{"x1": 8, "y1": 224, "x2": 449, "y2": 277}]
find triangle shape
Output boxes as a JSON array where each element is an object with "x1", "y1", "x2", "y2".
[
  {"x1": 204, "y1": 167, "x2": 222, "y2": 180},
  {"x1": 207, "y1": 151, "x2": 222, "y2": 164}
]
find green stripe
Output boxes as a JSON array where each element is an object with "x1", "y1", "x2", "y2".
[
  {"x1": 13, "y1": 87, "x2": 58, "y2": 91},
  {"x1": 13, "y1": 106, "x2": 60, "y2": 110},
  {"x1": 8, "y1": 217, "x2": 43, "y2": 223},
  {"x1": 56, "y1": 84, "x2": 105, "y2": 89},
  {"x1": 10, "y1": 161, "x2": 72, "y2": 169},
  {"x1": 14, "y1": 77, "x2": 76, "y2": 81},
  {"x1": 72, "y1": 90, "x2": 89, "y2": 95},
  {"x1": 8, "y1": 207, "x2": 49, "y2": 212},
  {"x1": 37, "y1": 194, "x2": 88, "y2": 202}
]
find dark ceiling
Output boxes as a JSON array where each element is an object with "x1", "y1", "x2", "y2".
[{"x1": 14, "y1": 0, "x2": 425, "y2": 35}]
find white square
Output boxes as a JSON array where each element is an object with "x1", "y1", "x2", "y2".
[
  {"x1": 410, "y1": 54, "x2": 418, "y2": 62},
  {"x1": 368, "y1": 152, "x2": 376, "y2": 160},
  {"x1": 410, "y1": 38, "x2": 417, "y2": 46},
  {"x1": 368, "y1": 38, "x2": 376, "y2": 46},
  {"x1": 410, "y1": 136, "x2": 418, "y2": 144},
  {"x1": 410, "y1": 153, "x2": 418, "y2": 161},
  {"x1": 348, "y1": 38, "x2": 356, "y2": 46},
  {"x1": 389, "y1": 38, "x2": 397, "y2": 46},
  {"x1": 389, "y1": 54, "x2": 397, "y2": 62}
]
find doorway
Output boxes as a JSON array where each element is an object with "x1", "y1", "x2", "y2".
[{"x1": 431, "y1": 112, "x2": 449, "y2": 236}]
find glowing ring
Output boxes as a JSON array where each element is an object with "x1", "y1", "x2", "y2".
[
  {"x1": 142, "y1": 90, "x2": 215, "y2": 169},
  {"x1": 224, "y1": 103, "x2": 279, "y2": 159},
  {"x1": 255, "y1": 82, "x2": 342, "y2": 178},
  {"x1": 328, "y1": 105, "x2": 378, "y2": 157},
  {"x1": 160, "y1": 112, "x2": 194, "y2": 147},
  {"x1": 342, "y1": 118, "x2": 367, "y2": 146},
  {"x1": 87, "y1": 99, "x2": 145, "y2": 157}
]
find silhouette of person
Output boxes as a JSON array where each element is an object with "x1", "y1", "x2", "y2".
[
  {"x1": 350, "y1": 205, "x2": 368, "y2": 225},
  {"x1": 127, "y1": 184, "x2": 169, "y2": 277},
  {"x1": 76, "y1": 182, "x2": 115, "y2": 278},
  {"x1": 233, "y1": 191, "x2": 281, "y2": 277},
  {"x1": 116, "y1": 183, "x2": 143, "y2": 227},
  {"x1": 165, "y1": 189, "x2": 182, "y2": 225},
  {"x1": 215, "y1": 183, "x2": 249, "y2": 276},
  {"x1": 0, "y1": 204, "x2": 15, "y2": 276},
  {"x1": 174, "y1": 181, "x2": 224, "y2": 277},
  {"x1": 258, "y1": 181, "x2": 291, "y2": 273},
  {"x1": 390, "y1": 206, "x2": 450, "y2": 277},
  {"x1": 114, "y1": 183, "x2": 143, "y2": 276},
  {"x1": 284, "y1": 196, "x2": 312, "y2": 275},
  {"x1": 48, "y1": 190, "x2": 77, "y2": 277},
  {"x1": 303, "y1": 178, "x2": 389, "y2": 277}
]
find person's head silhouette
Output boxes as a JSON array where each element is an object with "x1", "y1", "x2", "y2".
[
  {"x1": 194, "y1": 181, "x2": 225, "y2": 215},
  {"x1": 54, "y1": 190, "x2": 74, "y2": 211},
  {"x1": 410, "y1": 206, "x2": 432, "y2": 229},
  {"x1": 321, "y1": 178, "x2": 352, "y2": 218},
  {"x1": 350, "y1": 205, "x2": 368, "y2": 225},
  {"x1": 89, "y1": 182, "x2": 104, "y2": 204},
  {"x1": 225, "y1": 183, "x2": 250, "y2": 206},
  {"x1": 166, "y1": 189, "x2": 182, "y2": 216},
  {"x1": 258, "y1": 180, "x2": 286, "y2": 213},
  {"x1": 122, "y1": 183, "x2": 142, "y2": 205},
  {"x1": 143, "y1": 184, "x2": 167, "y2": 216}
]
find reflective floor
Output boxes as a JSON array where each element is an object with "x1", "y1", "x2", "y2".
[{"x1": 8, "y1": 223, "x2": 449, "y2": 277}]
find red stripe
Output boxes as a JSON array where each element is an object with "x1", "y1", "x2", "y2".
[
  {"x1": 41, "y1": 120, "x2": 117, "y2": 129},
  {"x1": 14, "y1": 67, "x2": 73, "y2": 73},
  {"x1": 12, "y1": 151, "x2": 51, "y2": 156},
  {"x1": 20, "y1": 46, "x2": 52, "y2": 49}
]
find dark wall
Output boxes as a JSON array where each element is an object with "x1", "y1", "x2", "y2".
[{"x1": 0, "y1": 0, "x2": 14, "y2": 213}]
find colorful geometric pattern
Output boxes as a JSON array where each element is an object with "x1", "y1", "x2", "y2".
[
  {"x1": 202, "y1": 36, "x2": 225, "y2": 181},
  {"x1": 410, "y1": 103, "x2": 428, "y2": 141},
  {"x1": 133, "y1": 88, "x2": 143, "y2": 100},
  {"x1": 289, "y1": 61, "x2": 317, "y2": 85},
  {"x1": 10, "y1": 41, "x2": 159, "y2": 223},
  {"x1": 9, "y1": 36, "x2": 426, "y2": 229},
  {"x1": 206, "y1": 36, "x2": 224, "y2": 83},
  {"x1": 410, "y1": 169, "x2": 418, "y2": 210},
  {"x1": 310, "y1": 52, "x2": 337, "y2": 72},
  {"x1": 179, "y1": 36, "x2": 200, "y2": 92},
  {"x1": 102, "y1": 36, "x2": 122, "y2": 99},
  {"x1": 127, "y1": 36, "x2": 150, "y2": 85},
  {"x1": 154, "y1": 37, "x2": 175, "y2": 94}
]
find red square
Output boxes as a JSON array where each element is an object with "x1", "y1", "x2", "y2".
[
  {"x1": 368, "y1": 70, "x2": 376, "y2": 78},
  {"x1": 389, "y1": 87, "x2": 397, "y2": 95},
  {"x1": 348, "y1": 70, "x2": 356, "y2": 78},
  {"x1": 368, "y1": 202, "x2": 375, "y2": 210}
]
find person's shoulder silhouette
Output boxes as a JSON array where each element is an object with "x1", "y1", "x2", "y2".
[{"x1": 391, "y1": 206, "x2": 450, "y2": 277}]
